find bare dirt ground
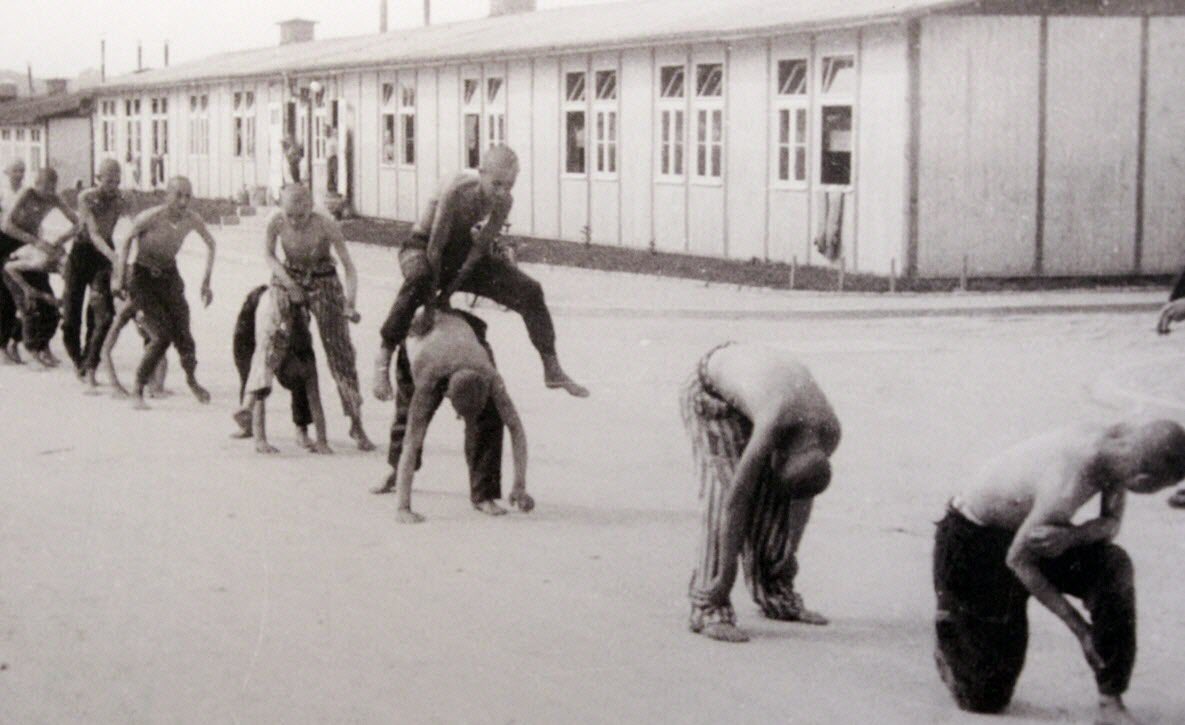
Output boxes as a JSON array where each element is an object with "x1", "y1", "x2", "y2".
[{"x1": 2, "y1": 218, "x2": 1184, "y2": 724}]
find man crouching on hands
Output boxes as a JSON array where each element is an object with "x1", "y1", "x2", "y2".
[
  {"x1": 934, "y1": 419, "x2": 1185, "y2": 724},
  {"x1": 373, "y1": 307, "x2": 530, "y2": 524}
]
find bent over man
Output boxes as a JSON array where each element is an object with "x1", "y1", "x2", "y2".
[
  {"x1": 934, "y1": 420, "x2": 1185, "y2": 724},
  {"x1": 110, "y1": 176, "x2": 214, "y2": 409},
  {"x1": 374, "y1": 144, "x2": 586, "y2": 401},
  {"x1": 681, "y1": 342, "x2": 840, "y2": 643}
]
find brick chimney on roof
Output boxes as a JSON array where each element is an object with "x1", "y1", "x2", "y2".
[
  {"x1": 46, "y1": 78, "x2": 69, "y2": 96},
  {"x1": 278, "y1": 19, "x2": 317, "y2": 45}
]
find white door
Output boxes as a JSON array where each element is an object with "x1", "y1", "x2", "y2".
[{"x1": 268, "y1": 101, "x2": 284, "y2": 201}]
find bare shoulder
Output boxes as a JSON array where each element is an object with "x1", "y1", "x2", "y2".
[
  {"x1": 185, "y1": 209, "x2": 208, "y2": 228},
  {"x1": 265, "y1": 210, "x2": 286, "y2": 233},
  {"x1": 313, "y1": 211, "x2": 343, "y2": 237},
  {"x1": 446, "y1": 170, "x2": 481, "y2": 198},
  {"x1": 133, "y1": 204, "x2": 168, "y2": 227}
]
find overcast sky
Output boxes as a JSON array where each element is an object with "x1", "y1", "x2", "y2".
[{"x1": 0, "y1": 0, "x2": 610, "y2": 79}]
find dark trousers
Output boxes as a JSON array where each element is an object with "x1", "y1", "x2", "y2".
[
  {"x1": 128, "y1": 264, "x2": 197, "y2": 388},
  {"x1": 61, "y1": 242, "x2": 114, "y2": 372},
  {"x1": 933, "y1": 509, "x2": 1136, "y2": 713},
  {"x1": 387, "y1": 310, "x2": 503, "y2": 504},
  {"x1": 0, "y1": 232, "x2": 23, "y2": 346},
  {"x1": 233, "y1": 285, "x2": 313, "y2": 429},
  {"x1": 379, "y1": 245, "x2": 556, "y2": 358},
  {"x1": 3, "y1": 270, "x2": 59, "y2": 351}
]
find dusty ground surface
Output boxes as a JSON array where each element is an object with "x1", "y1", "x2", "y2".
[{"x1": 2, "y1": 216, "x2": 1184, "y2": 724}]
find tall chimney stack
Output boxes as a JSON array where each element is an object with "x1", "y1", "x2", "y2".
[
  {"x1": 164, "y1": 41, "x2": 169, "y2": 67},
  {"x1": 100, "y1": 39, "x2": 106, "y2": 82},
  {"x1": 380, "y1": 0, "x2": 388, "y2": 33},
  {"x1": 137, "y1": 41, "x2": 142, "y2": 71},
  {"x1": 423, "y1": 0, "x2": 431, "y2": 26}
]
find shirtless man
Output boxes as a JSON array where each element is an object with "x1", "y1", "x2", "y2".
[
  {"x1": 373, "y1": 308, "x2": 531, "y2": 523},
  {"x1": 3, "y1": 241, "x2": 65, "y2": 368},
  {"x1": 1152, "y1": 292, "x2": 1185, "y2": 507},
  {"x1": 245, "y1": 184, "x2": 372, "y2": 450},
  {"x1": 374, "y1": 144, "x2": 587, "y2": 402},
  {"x1": 62, "y1": 159, "x2": 125, "y2": 385},
  {"x1": 0, "y1": 159, "x2": 28, "y2": 362},
  {"x1": 934, "y1": 420, "x2": 1185, "y2": 724},
  {"x1": 109, "y1": 176, "x2": 214, "y2": 409},
  {"x1": 680, "y1": 342, "x2": 840, "y2": 642},
  {"x1": 0, "y1": 167, "x2": 80, "y2": 362}
]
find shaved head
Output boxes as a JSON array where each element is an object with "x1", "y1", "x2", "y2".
[
  {"x1": 5, "y1": 158, "x2": 25, "y2": 175},
  {"x1": 97, "y1": 159, "x2": 121, "y2": 192},
  {"x1": 1135, "y1": 419, "x2": 1185, "y2": 483},
  {"x1": 281, "y1": 183, "x2": 313, "y2": 223},
  {"x1": 447, "y1": 369, "x2": 491, "y2": 421},
  {"x1": 478, "y1": 144, "x2": 519, "y2": 198},
  {"x1": 480, "y1": 145, "x2": 519, "y2": 175},
  {"x1": 165, "y1": 176, "x2": 193, "y2": 212},
  {"x1": 34, "y1": 167, "x2": 58, "y2": 194}
]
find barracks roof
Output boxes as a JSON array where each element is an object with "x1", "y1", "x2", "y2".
[
  {"x1": 99, "y1": 0, "x2": 975, "y2": 92},
  {"x1": 0, "y1": 91, "x2": 94, "y2": 125}
]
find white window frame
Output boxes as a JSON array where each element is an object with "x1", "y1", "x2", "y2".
[
  {"x1": 562, "y1": 69, "x2": 587, "y2": 177},
  {"x1": 232, "y1": 90, "x2": 256, "y2": 159},
  {"x1": 772, "y1": 57, "x2": 809, "y2": 190},
  {"x1": 592, "y1": 68, "x2": 618, "y2": 179},
  {"x1": 656, "y1": 64, "x2": 686, "y2": 182},
  {"x1": 484, "y1": 75, "x2": 506, "y2": 153},
  {"x1": 399, "y1": 80, "x2": 416, "y2": 168},
  {"x1": 188, "y1": 93, "x2": 209, "y2": 157},
  {"x1": 312, "y1": 92, "x2": 328, "y2": 162},
  {"x1": 150, "y1": 96, "x2": 169, "y2": 157},
  {"x1": 125, "y1": 98, "x2": 142, "y2": 164},
  {"x1": 380, "y1": 81, "x2": 398, "y2": 167},
  {"x1": 816, "y1": 53, "x2": 856, "y2": 190},
  {"x1": 691, "y1": 61, "x2": 724, "y2": 185},
  {"x1": 100, "y1": 100, "x2": 117, "y2": 155}
]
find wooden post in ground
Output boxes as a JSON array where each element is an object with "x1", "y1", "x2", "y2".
[
  {"x1": 838, "y1": 256, "x2": 846, "y2": 292},
  {"x1": 960, "y1": 254, "x2": 968, "y2": 292},
  {"x1": 789, "y1": 256, "x2": 797, "y2": 290},
  {"x1": 890, "y1": 258, "x2": 897, "y2": 293}
]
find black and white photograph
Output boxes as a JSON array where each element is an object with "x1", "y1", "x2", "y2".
[{"x1": 3, "y1": 0, "x2": 1185, "y2": 722}]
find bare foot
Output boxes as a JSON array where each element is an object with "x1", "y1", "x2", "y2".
[
  {"x1": 508, "y1": 490, "x2": 535, "y2": 513},
  {"x1": 350, "y1": 421, "x2": 375, "y2": 451},
  {"x1": 110, "y1": 383, "x2": 131, "y2": 400},
  {"x1": 255, "y1": 440, "x2": 280, "y2": 454},
  {"x1": 396, "y1": 508, "x2": 425, "y2": 524},
  {"x1": 132, "y1": 396, "x2": 150, "y2": 410},
  {"x1": 42, "y1": 351, "x2": 61, "y2": 367},
  {"x1": 473, "y1": 499, "x2": 507, "y2": 516},
  {"x1": 1097, "y1": 696, "x2": 1140, "y2": 725},
  {"x1": 295, "y1": 429, "x2": 314, "y2": 450},
  {"x1": 188, "y1": 382, "x2": 211, "y2": 404},
  {"x1": 231, "y1": 409, "x2": 252, "y2": 437},
  {"x1": 1, "y1": 343, "x2": 21, "y2": 365},
  {"x1": 1168, "y1": 488, "x2": 1185, "y2": 509},
  {"x1": 763, "y1": 595, "x2": 829, "y2": 626},
  {"x1": 542, "y1": 354, "x2": 590, "y2": 398},
  {"x1": 148, "y1": 387, "x2": 173, "y2": 399},
  {"x1": 697, "y1": 622, "x2": 750, "y2": 643},
  {"x1": 27, "y1": 351, "x2": 52, "y2": 372},
  {"x1": 309, "y1": 441, "x2": 333, "y2": 455},
  {"x1": 371, "y1": 473, "x2": 397, "y2": 495}
]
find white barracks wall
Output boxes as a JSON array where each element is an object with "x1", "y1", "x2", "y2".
[
  {"x1": 725, "y1": 38, "x2": 767, "y2": 262},
  {"x1": 506, "y1": 59, "x2": 534, "y2": 236},
  {"x1": 618, "y1": 47, "x2": 652, "y2": 249},
  {"x1": 767, "y1": 34, "x2": 811, "y2": 264},
  {"x1": 1139, "y1": 17, "x2": 1185, "y2": 274},
  {"x1": 531, "y1": 57, "x2": 560, "y2": 240}
]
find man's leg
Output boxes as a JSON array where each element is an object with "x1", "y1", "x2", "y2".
[
  {"x1": 1041, "y1": 543, "x2": 1138, "y2": 703},
  {"x1": 375, "y1": 248, "x2": 435, "y2": 401},
  {"x1": 742, "y1": 489, "x2": 827, "y2": 625},
  {"x1": 161, "y1": 270, "x2": 208, "y2": 404},
  {"x1": 128, "y1": 269, "x2": 174, "y2": 408},
  {"x1": 238, "y1": 285, "x2": 288, "y2": 434},
  {"x1": 307, "y1": 275, "x2": 372, "y2": 449},
  {"x1": 100, "y1": 298, "x2": 139, "y2": 396},
  {"x1": 374, "y1": 343, "x2": 441, "y2": 493},
  {"x1": 81, "y1": 268, "x2": 115, "y2": 384},
  {"x1": 457, "y1": 256, "x2": 588, "y2": 397},
  {"x1": 23, "y1": 272, "x2": 60, "y2": 362},
  {"x1": 932, "y1": 509, "x2": 1030, "y2": 714},
  {"x1": 60, "y1": 246, "x2": 97, "y2": 373},
  {"x1": 681, "y1": 371, "x2": 750, "y2": 643}
]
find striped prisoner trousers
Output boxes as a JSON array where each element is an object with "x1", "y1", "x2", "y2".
[
  {"x1": 253, "y1": 265, "x2": 363, "y2": 422},
  {"x1": 680, "y1": 357, "x2": 815, "y2": 630}
]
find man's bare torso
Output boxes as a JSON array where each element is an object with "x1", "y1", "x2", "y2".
[
  {"x1": 412, "y1": 171, "x2": 494, "y2": 239},
  {"x1": 79, "y1": 188, "x2": 124, "y2": 245},
  {"x1": 707, "y1": 343, "x2": 839, "y2": 438},
  {"x1": 8, "y1": 192, "x2": 59, "y2": 236},
  {"x1": 406, "y1": 312, "x2": 495, "y2": 387},
  {"x1": 272, "y1": 212, "x2": 336, "y2": 269},
  {"x1": 135, "y1": 206, "x2": 200, "y2": 270}
]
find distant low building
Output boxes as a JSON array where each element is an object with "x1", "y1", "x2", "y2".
[
  {"x1": 0, "y1": 90, "x2": 95, "y2": 190},
  {"x1": 90, "y1": 0, "x2": 1185, "y2": 279}
]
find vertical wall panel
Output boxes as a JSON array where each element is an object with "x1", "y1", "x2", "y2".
[
  {"x1": 1142, "y1": 18, "x2": 1185, "y2": 274},
  {"x1": 856, "y1": 24, "x2": 908, "y2": 275},
  {"x1": 767, "y1": 34, "x2": 812, "y2": 263},
  {"x1": 437, "y1": 65, "x2": 460, "y2": 183},
  {"x1": 531, "y1": 57, "x2": 560, "y2": 239},
  {"x1": 725, "y1": 39, "x2": 767, "y2": 261},
  {"x1": 560, "y1": 54, "x2": 589, "y2": 242},
  {"x1": 652, "y1": 45, "x2": 687, "y2": 252},
  {"x1": 687, "y1": 43, "x2": 726, "y2": 256},
  {"x1": 918, "y1": 16, "x2": 1040, "y2": 277},
  {"x1": 358, "y1": 72, "x2": 380, "y2": 217},
  {"x1": 1044, "y1": 17, "x2": 1140, "y2": 275},
  {"x1": 415, "y1": 67, "x2": 439, "y2": 223},
  {"x1": 588, "y1": 51, "x2": 620, "y2": 244},
  {"x1": 507, "y1": 59, "x2": 534, "y2": 236},
  {"x1": 619, "y1": 47, "x2": 652, "y2": 249}
]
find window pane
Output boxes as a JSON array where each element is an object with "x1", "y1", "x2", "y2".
[
  {"x1": 777, "y1": 59, "x2": 807, "y2": 95},
  {"x1": 674, "y1": 143, "x2": 683, "y2": 175},
  {"x1": 382, "y1": 83, "x2": 394, "y2": 106},
  {"x1": 486, "y1": 77, "x2": 503, "y2": 103},
  {"x1": 696, "y1": 63, "x2": 722, "y2": 97},
  {"x1": 661, "y1": 145, "x2": 669, "y2": 175},
  {"x1": 778, "y1": 109, "x2": 789, "y2": 144},
  {"x1": 595, "y1": 70, "x2": 617, "y2": 100},
  {"x1": 779, "y1": 147, "x2": 789, "y2": 181},
  {"x1": 464, "y1": 113, "x2": 480, "y2": 168},
  {"x1": 660, "y1": 66, "x2": 684, "y2": 98},
  {"x1": 795, "y1": 108, "x2": 807, "y2": 143},
  {"x1": 608, "y1": 147, "x2": 616, "y2": 173},
  {"x1": 200, "y1": 95, "x2": 208, "y2": 110},
  {"x1": 246, "y1": 92, "x2": 254, "y2": 109},
  {"x1": 566, "y1": 110, "x2": 585, "y2": 173},
  {"x1": 597, "y1": 144, "x2": 604, "y2": 172},
  {"x1": 233, "y1": 92, "x2": 242, "y2": 109},
  {"x1": 608, "y1": 112, "x2": 616, "y2": 142},
  {"x1": 383, "y1": 114, "x2": 396, "y2": 163},
  {"x1": 697, "y1": 145, "x2": 705, "y2": 177},
  {"x1": 711, "y1": 146, "x2": 720, "y2": 178},
  {"x1": 596, "y1": 112, "x2": 604, "y2": 142},
  {"x1": 822, "y1": 56, "x2": 855, "y2": 95},
  {"x1": 697, "y1": 110, "x2": 706, "y2": 142},
  {"x1": 795, "y1": 147, "x2": 806, "y2": 181},
  {"x1": 711, "y1": 110, "x2": 722, "y2": 143},
  {"x1": 820, "y1": 104, "x2": 852, "y2": 185},
  {"x1": 401, "y1": 85, "x2": 415, "y2": 108},
  {"x1": 565, "y1": 72, "x2": 586, "y2": 102},
  {"x1": 661, "y1": 110, "x2": 670, "y2": 142},
  {"x1": 463, "y1": 79, "x2": 479, "y2": 106},
  {"x1": 403, "y1": 115, "x2": 415, "y2": 164},
  {"x1": 675, "y1": 111, "x2": 683, "y2": 143}
]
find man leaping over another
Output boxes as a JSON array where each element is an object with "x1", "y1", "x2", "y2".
[{"x1": 374, "y1": 144, "x2": 587, "y2": 402}]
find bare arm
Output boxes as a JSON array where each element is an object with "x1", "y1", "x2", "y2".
[
  {"x1": 424, "y1": 185, "x2": 462, "y2": 290},
  {"x1": 77, "y1": 193, "x2": 119, "y2": 264},
  {"x1": 326, "y1": 218, "x2": 358, "y2": 311},
  {"x1": 1, "y1": 190, "x2": 44, "y2": 247},
  {"x1": 393, "y1": 385, "x2": 440, "y2": 518},
  {"x1": 442, "y1": 193, "x2": 511, "y2": 299},
  {"x1": 263, "y1": 215, "x2": 298, "y2": 293},
  {"x1": 699, "y1": 419, "x2": 779, "y2": 603},
  {"x1": 188, "y1": 212, "x2": 216, "y2": 306},
  {"x1": 112, "y1": 208, "x2": 163, "y2": 291},
  {"x1": 490, "y1": 375, "x2": 530, "y2": 507},
  {"x1": 51, "y1": 196, "x2": 80, "y2": 246}
]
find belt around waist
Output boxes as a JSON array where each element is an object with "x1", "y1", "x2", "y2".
[{"x1": 133, "y1": 262, "x2": 178, "y2": 278}]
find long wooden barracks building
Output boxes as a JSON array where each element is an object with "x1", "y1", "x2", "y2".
[{"x1": 92, "y1": 0, "x2": 1185, "y2": 279}]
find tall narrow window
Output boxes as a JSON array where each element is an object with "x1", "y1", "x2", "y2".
[
  {"x1": 692, "y1": 62, "x2": 723, "y2": 181},
  {"x1": 773, "y1": 58, "x2": 808, "y2": 186},
  {"x1": 563, "y1": 71, "x2": 586, "y2": 174},
  {"x1": 400, "y1": 83, "x2": 416, "y2": 166},
  {"x1": 463, "y1": 75, "x2": 481, "y2": 169},
  {"x1": 657, "y1": 65, "x2": 685, "y2": 179},
  {"x1": 233, "y1": 92, "x2": 244, "y2": 157},
  {"x1": 312, "y1": 92, "x2": 327, "y2": 161},
  {"x1": 125, "y1": 98, "x2": 142, "y2": 164},
  {"x1": 818, "y1": 55, "x2": 855, "y2": 187},
  {"x1": 593, "y1": 69, "x2": 617, "y2": 177},
  {"x1": 485, "y1": 76, "x2": 505, "y2": 150},
  {"x1": 381, "y1": 82, "x2": 397, "y2": 165},
  {"x1": 100, "y1": 100, "x2": 117, "y2": 155},
  {"x1": 244, "y1": 92, "x2": 256, "y2": 157}
]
